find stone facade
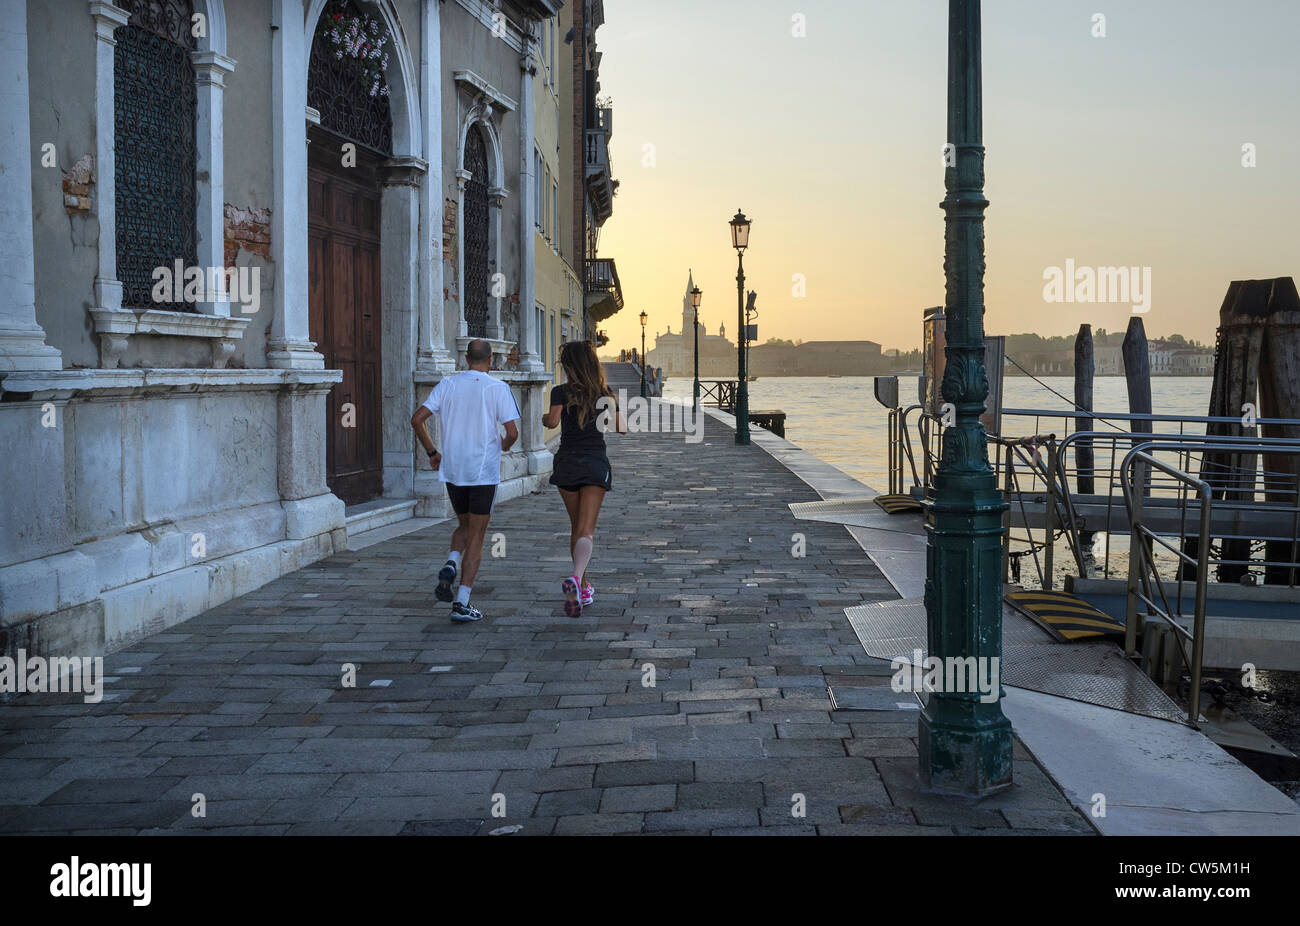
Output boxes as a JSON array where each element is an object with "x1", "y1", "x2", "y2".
[{"x1": 0, "y1": 0, "x2": 576, "y2": 659}]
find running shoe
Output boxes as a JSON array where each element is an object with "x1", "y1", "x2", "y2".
[
  {"x1": 450, "y1": 601, "x2": 482, "y2": 623},
  {"x1": 580, "y1": 583, "x2": 594, "y2": 607},
  {"x1": 562, "y1": 575, "x2": 582, "y2": 618},
  {"x1": 435, "y1": 560, "x2": 457, "y2": 602}
]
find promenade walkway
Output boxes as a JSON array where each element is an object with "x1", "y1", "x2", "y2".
[{"x1": 0, "y1": 420, "x2": 1088, "y2": 835}]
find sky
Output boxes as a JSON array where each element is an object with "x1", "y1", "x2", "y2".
[{"x1": 595, "y1": 0, "x2": 1300, "y2": 355}]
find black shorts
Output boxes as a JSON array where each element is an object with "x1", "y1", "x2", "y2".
[
  {"x1": 446, "y1": 482, "x2": 496, "y2": 516},
  {"x1": 549, "y1": 450, "x2": 612, "y2": 493}
]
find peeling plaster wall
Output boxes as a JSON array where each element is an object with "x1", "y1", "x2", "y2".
[
  {"x1": 221, "y1": 0, "x2": 276, "y2": 370},
  {"x1": 27, "y1": 0, "x2": 100, "y2": 370}
]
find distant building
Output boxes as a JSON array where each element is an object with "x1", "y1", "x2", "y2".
[
  {"x1": 1016, "y1": 350, "x2": 1072, "y2": 375},
  {"x1": 1095, "y1": 345, "x2": 1123, "y2": 376},
  {"x1": 645, "y1": 271, "x2": 732, "y2": 377},
  {"x1": 786, "y1": 340, "x2": 883, "y2": 375},
  {"x1": 1172, "y1": 348, "x2": 1214, "y2": 375}
]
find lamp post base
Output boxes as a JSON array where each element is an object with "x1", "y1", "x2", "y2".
[{"x1": 918, "y1": 705, "x2": 1014, "y2": 796}]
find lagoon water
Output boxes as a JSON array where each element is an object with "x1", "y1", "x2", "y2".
[{"x1": 661, "y1": 375, "x2": 1216, "y2": 492}]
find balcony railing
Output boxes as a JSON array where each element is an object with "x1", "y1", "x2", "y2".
[
  {"x1": 584, "y1": 257, "x2": 623, "y2": 320},
  {"x1": 585, "y1": 107, "x2": 615, "y2": 225}
]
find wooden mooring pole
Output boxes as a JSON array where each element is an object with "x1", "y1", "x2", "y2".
[
  {"x1": 1123, "y1": 317, "x2": 1152, "y2": 438},
  {"x1": 1074, "y1": 324, "x2": 1095, "y2": 574}
]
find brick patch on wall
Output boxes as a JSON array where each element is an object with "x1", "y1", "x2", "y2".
[
  {"x1": 62, "y1": 154, "x2": 95, "y2": 214},
  {"x1": 224, "y1": 203, "x2": 272, "y2": 266}
]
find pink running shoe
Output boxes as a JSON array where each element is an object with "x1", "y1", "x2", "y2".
[
  {"x1": 580, "y1": 583, "x2": 594, "y2": 607},
  {"x1": 562, "y1": 575, "x2": 582, "y2": 617}
]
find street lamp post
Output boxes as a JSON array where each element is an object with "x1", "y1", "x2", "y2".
[
  {"x1": 919, "y1": 0, "x2": 1012, "y2": 796},
  {"x1": 639, "y1": 310, "x2": 648, "y2": 399},
  {"x1": 730, "y1": 209, "x2": 751, "y2": 445},
  {"x1": 690, "y1": 284, "x2": 702, "y2": 410}
]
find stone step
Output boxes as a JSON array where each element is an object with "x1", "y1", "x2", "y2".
[{"x1": 344, "y1": 498, "x2": 418, "y2": 537}]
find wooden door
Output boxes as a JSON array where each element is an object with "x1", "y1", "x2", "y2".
[{"x1": 308, "y1": 133, "x2": 383, "y2": 506}]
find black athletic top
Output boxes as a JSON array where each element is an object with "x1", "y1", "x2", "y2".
[{"x1": 550, "y1": 384, "x2": 609, "y2": 456}]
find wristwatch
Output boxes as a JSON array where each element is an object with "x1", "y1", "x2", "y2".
[{"x1": 427, "y1": 448, "x2": 438, "y2": 458}]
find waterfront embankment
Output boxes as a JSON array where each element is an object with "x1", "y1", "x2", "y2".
[{"x1": 0, "y1": 417, "x2": 1088, "y2": 835}]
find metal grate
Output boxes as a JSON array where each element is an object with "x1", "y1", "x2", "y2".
[
  {"x1": 308, "y1": 0, "x2": 393, "y2": 156},
  {"x1": 462, "y1": 127, "x2": 490, "y2": 339},
  {"x1": 845, "y1": 597, "x2": 1190, "y2": 725},
  {"x1": 113, "y1": 10, "x2": 197, "y2": 311},
  {"x1": 790, "y1": 496, "x2": 886, "y2": 522}
]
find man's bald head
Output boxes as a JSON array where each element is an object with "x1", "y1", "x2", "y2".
[{"x1": 466, "y1": 339, "x2": 492, "y2": 368}]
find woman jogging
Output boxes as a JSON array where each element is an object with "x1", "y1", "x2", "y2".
[{"x1": 543, "y1": 341, "x2": 626, "y2": 617}]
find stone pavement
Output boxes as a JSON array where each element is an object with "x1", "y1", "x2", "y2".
[{"x1": 0, "y1": 419, "x2": 1091, "y2": 835}]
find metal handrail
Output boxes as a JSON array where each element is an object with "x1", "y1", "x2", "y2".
[
  {"x1": 698, "y1": 379, "x2": 738, "y2": 413},
  {"x1": 1049, "y1": 430, "x2": 1300, "y2": 580},
  {"x1": 1120, "y1": 448, "x2": 1213, "y2": 725},
  {"x1": 887, "y1": 404, "x2": 923, "y2": 495},
  {"x1": 1004, "y1": 407, "x2": 1300, "y2": 427}
]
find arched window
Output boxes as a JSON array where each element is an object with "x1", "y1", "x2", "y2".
[
  {"x1": 114, "y1": 0, "x2": 197, "y2": 311},
  {"x1": 463, "y1": 127, "x2": 491, "y2": 339},
  {"x1": 308, "y1": 0, "x2": 394, "y2": 156}
]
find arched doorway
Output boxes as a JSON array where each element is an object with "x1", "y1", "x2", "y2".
[
  {"x1": 463, "y1": 126, "x2": 490, "y2": 339},
  {"x1": 306, "y1": 0, "x2": 392, "y2": 505}
]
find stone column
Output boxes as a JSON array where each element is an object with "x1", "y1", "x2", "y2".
[
  {"x1": 516, "y1": 33, "x2": 542, "y2": 371},
  {"x1": 88, "y1": 2, "x2": 130, "y2": 327},
  {"x1": 277, "y1": 375, "x2": 345, "y2": 543},
  {"x1": 268, "y1": 0, "x2": 324, "y2": 370},
  {"x1": 450, "y1": 168, "x2": 469, "y2": 343},
  {"x1": 488, "y1": 186, "x2": 508, "y2": 342},
  {"x1": 380, "y1": 158, "x2": 425, "y2": 499},
  {"x1": 417, "y1": 0, "x2": 454, "y2": 371},
  {"x1": 192, "y1": 49, "x2": 237, "y2": 316},
  {"x1": 0, "y1": 0, "x2": 61, "y2": 371},
  {"x1": 521, "y1": 377, "x2": 551, "y2": 476}
]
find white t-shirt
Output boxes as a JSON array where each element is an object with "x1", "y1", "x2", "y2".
[{"x1": 421, "y1": 370, "x2": 521, "y2": 486}]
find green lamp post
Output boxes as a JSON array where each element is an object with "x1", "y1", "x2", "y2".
[
  {"x1": 730, "y1": 209, "x2": 751, "y2": 445},
  {"x1": 919, "y1": 0, "x2": 1013, "y2": 796},
  {"x1": 691, "y1": 284, "x2": 702, "y2": 410},
  {"x1": 639, "y1": 310, "x2": 648, "y2": 399}
]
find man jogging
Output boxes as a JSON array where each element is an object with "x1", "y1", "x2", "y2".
[{"x1": 410, "y1": 339, "x2": 520, "y2": 622}]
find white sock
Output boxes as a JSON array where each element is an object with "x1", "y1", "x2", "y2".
[
  {"x1": 447, "y1": 550, "x2": 462, "y2": 567},
  {"x1": 456, "y1": 586, "x2": 472, "y2": 607}
]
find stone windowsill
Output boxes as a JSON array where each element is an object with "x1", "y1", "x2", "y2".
[
  {"x1": 90, "y1": 308, "x2": 252, "y2": 369},
  {"x1": 415, "y1": 365, "x2": 553, "y2": 388},
  {"x1": 0, "y1": 368, "x2": 341, "y2": 401}
]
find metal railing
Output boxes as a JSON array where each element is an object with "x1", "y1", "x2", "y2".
[
  {"x1": 584, "y1": 258, "x2": 623, "y2": 314},
  {"x1": 889, "y1": 403, "x2": 1300, "y2": 590},
  {"x1": 885, "y1": 404, "x2": 923, "y2": 495},
  {"x1": 1121, "y1": 447, "x2": 1213, "y2": 724},
  {"x1": 698, "y1": 379, "x2": 738, "y2": 413}
]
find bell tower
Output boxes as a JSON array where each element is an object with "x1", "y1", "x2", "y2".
[{"x1": 682, "y1": 269, "x2": 701, "y2": 337}]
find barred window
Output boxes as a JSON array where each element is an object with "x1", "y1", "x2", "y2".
[
  {"x1": 308, "y1": 0, "x2": 394, "y2": 156},
  {"x1": 463, "y1": 127, "x2": 491, "y2": 339},
  {"x1": 113, "y1": 0, "x2": 198, "y2": 311}
]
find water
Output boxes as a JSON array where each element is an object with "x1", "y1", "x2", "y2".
[{"x1": 662, "y1": 375, "x2": 1215, "y2": 491}]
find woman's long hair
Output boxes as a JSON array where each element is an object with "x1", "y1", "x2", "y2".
[{"x1": 559, "y1": 340, "x2": 614, "y2": 429}]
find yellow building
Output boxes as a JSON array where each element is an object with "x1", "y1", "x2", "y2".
[
  {"x1": 533, "y1": 1, "x2": 621, "y2": 440},
  {"x1": 532, "y1": 3, "x2": 581, "y2": 383}
]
